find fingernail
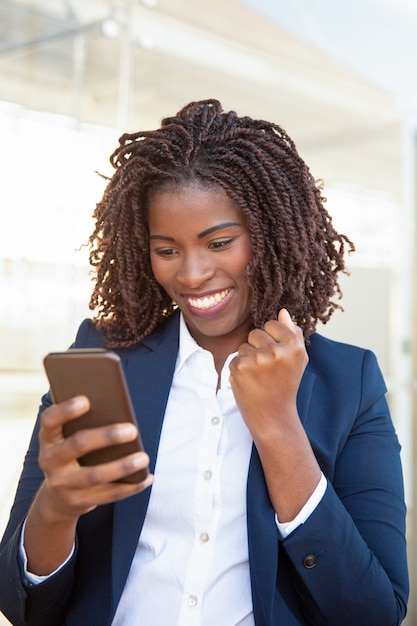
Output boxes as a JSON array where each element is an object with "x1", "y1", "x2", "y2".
[
  {"x1": 70, "y1": 395, "x2": 89, "y2": 411},
  {"x1": 130, "y1": 453, "x2": 146, "y2": 467},
  {"x1": 114, "y1": 424, "x2": 137, "y2": 439}
]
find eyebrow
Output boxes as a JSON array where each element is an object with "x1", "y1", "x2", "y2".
[
  {"x1": 197, "y1": 222, "x2": 241, "y2": 238},
  {"x1": 149, "y1": 222, "x2": 242, "y2": 242}
]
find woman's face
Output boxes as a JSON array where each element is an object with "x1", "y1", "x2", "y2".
[{"x1": 148, "y1": 182, "x2": 253, "y2": 354}]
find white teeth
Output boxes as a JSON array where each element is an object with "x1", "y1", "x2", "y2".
[{"x1": 188, "y1": 289, "x2": 231, "y2": 310}]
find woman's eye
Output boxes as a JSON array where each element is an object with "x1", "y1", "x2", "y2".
[
  {"x1": 209, "y1": 238, "x2": 233, "y2": 250},
  {"x1": 155, "y1": 248, "x2": 177, "y2": 257}
]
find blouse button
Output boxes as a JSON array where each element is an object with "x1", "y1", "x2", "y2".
[
  {"x1": 203, "y1": 470, "x2": 213, "y2": 480},
  {"x1": 211, "y1": 416, "x2": 220, "y2": 425},
  {"x1": 199, "y1": 532, "x2": 209, "y2": 543},
  {"x1": 188, "y1": 595, "x2": 198, "y2": 607}
]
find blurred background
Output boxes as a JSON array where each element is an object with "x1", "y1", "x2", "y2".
[{"x1": 0, "y1": 0, "x2": 416, "y2": 623}]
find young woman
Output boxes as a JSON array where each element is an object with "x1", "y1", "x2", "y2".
[{"x1": 0, "y1": 99, "x2": 408, "y2": 625}]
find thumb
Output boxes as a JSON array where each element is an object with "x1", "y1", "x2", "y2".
[
  {"x1": 278, "y1": 308, "x2": 305, "y2": 340},
  {"x1": 278, "y1": 308, "x2": 294, "y2": 327}
]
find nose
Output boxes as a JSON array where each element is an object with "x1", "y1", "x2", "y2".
[{"x1": 177, "y1": 250, "x2": 215, "y2": 289}]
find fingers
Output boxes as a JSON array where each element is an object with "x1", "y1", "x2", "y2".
[
  {"x1": 64, "y1": 422, "x2": 139, "y2": 462},
  {"x1": 41, "y1": 419, "x2": 140, "y2": 466},
  {"x1": 40, "y1": 395, "x2": 150, "y2": 484},
  {"x1": 40, "y1": 459, "x2": 154, "y2": 520},
  {"x1": 86, "y1": 470, "x2": 154, "y2": 507},
  {"x1": 244, "y1": 308, "x2": 302, "y2": 349},
  {"x1": 40, "y1": 396, "x2": 90, "y2": 443},
  {"x1": 41, "y1": 395, "x2": 141, "y2": 461},
  {"x1": 277, "y1": 307, "x2": 294, "y2": 327},
  {"x1": 75, "y1": 452, "x2": 152, "y2": 489},
  {"x1": 267, "y1": 308, "x2": 301, "y2": 336},
  {"x1": 39, "y1": 430, "x2": 153, "y2": 517},
  {"x1": 37, "y1": 396, "x2": 153, "y2": 519}
]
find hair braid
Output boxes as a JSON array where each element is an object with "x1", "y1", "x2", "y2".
[{"x1": 88, "y1": 99, "x2": 354, "y2": 346}]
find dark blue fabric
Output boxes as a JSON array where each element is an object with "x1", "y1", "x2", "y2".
[{"x1": 0, "y1": 311, "x2": 408, "y2": 625}]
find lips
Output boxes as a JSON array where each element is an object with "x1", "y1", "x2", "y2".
[
  {"x1": 183, "y1": 288, "x2": 234, "y2": 320},
  {"x1": 187, "y1": 288, "x2": 231, "y2": 310}
]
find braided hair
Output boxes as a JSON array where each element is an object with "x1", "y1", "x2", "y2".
[{"x1": 88, "y1": 99, "x2": 354, "y2": 347}]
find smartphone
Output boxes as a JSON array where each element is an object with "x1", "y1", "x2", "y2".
[{"x1": 43, "y1": 349, "x2": 148, "y2": 483}]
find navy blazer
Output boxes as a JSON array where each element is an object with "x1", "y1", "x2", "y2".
[{"x1": 0, "y1": 311, "x2": 409, "y2": 625}]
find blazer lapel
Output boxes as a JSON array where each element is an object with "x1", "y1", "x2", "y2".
[
  {"x1": 110, "y1": 312, "x2": 180, "y2": 616},
  {"x1": 247, "y1": 367, "x2": 316, "y2": 623}
]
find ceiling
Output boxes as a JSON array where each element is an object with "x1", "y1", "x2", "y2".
[
  {"x1": 242, "y1": 0, "x2": 417, "y2": 99},
  {"x1": 0, "y1": 0, "x2": 406, "y2": 197}
]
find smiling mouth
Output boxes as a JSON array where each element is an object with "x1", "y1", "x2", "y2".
[{"x1": 187, "y1": 289, "x2": 231, "y2": 310}]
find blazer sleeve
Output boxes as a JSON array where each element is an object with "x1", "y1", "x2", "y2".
[
  {"x1": 0, "y1": 394, "x2": 78, "y2": 626},
  {"x1": 0, "y1": 320, "x2": 101, "y2": 626},
  {"x1": 279, "y1": 349, "x2": 409, "y2": 625}
]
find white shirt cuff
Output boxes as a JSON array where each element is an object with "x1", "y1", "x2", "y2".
[
  {"x1": 20, "y1": 518, "x2": 75, "y2": 585},
  {"x1": 276, "y1": 473, "x2": 327, "y2": 538}
]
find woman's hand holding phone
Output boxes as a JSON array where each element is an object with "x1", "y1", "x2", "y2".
[
  {"x1": 37, "y1": 394, "x2": 152, "y2": 523},
  {"x1": 22, "y1": 352, "x2": 153, "y2": 577}
]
